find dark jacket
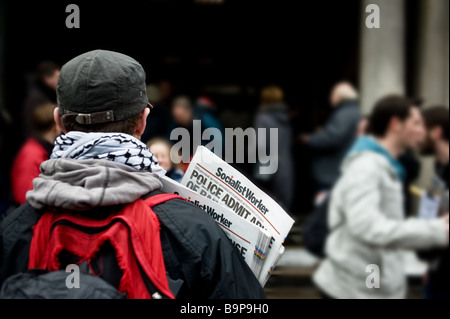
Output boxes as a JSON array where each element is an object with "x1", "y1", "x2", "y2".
[
  {"x1": 254, "y1": 102, "x2": 295, "y2": 210},
  {"x1": 166, "y1": 168, "x2": 184, "y2": 183},
  {"x1": 419, "y1": 164, "x2": 449, "y2": 298},
  {"x1": 0, "y1": 189, "x2": 266, "y2": 299},
  {"x1": 308, "y1": 100, "x2": 361, "y2": 189}
]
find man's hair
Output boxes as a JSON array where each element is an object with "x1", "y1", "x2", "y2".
[
  {"x1": 261, "y1": 86, "x2": 284, "y2": 104},
  {"x1": 422, "y1": 106, "x2": 449, "y2": 141},
  {"x1": 331, "y1": 82, "x2": 358, "y2": 103},
  {"x1": 32, "y1": 103, "x2": 57, "y2": 134},
  {"x1": 36, "y1": 61, "x2": 60, "y2": 80},
  {"x1": 62, "y1": 110, "x2": 142, "y2": 136},
  {"x1": 172, "y1": 96, "x2": 192, "y2": 111},
  {"x1": 368, "y1": 95, "x2": 421, "y2": 138},
  {"x1": 147, "y1": 137, "x2": 173, "y2": 150}
]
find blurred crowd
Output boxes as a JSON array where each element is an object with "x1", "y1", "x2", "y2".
[{"x1": 0, "y1": 58, "x2": 449, "y2": 299}]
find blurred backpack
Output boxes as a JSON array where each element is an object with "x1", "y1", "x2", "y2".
[
  {"x1": 0, "y1": 269, "x2": 125, "y2": 299},
  {"x1": 26, "y1": 193, "x2": 183, "y2": 299},
  {"x1": 302, "y1": 194, "x2": 330, "y2": 258}
]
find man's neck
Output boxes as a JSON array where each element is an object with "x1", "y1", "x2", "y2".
[
  {"x1": 436, "y1": 141, "x2": 449, "y2": 166},
  {"x1": 376, "y1": 136, "x2": 403, "y2": 159}
]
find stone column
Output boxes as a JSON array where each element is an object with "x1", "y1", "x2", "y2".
[
  {"x1": 359, "y1": 0, "x2": 406, "y2": 115},
  {"x1": 416, "y1": 0, "x2": 449, "y2": 108}
]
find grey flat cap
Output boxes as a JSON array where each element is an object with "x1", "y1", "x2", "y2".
[{"x1": 57, "y1": 50, "x2": 152, "y2": 125}]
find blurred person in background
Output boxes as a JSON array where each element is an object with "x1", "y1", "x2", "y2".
[
  {"x1": 301, "y1": 82, "x2": 361, "y2": 195},
  {"x1": 418, "y1": 106, "x2": 449, "y2": 300},
  {"x1": 421, "y1": 107, "x2": 449, "y2": 186},
  {"x1": 358, "y1": 114, "x2": 423, "y2": 214},
  {"x1": 159, "y1": 80, "x2": 174, "y2": 111},
  {"x1": 168, "y1": 96, "x2": 194, "y2": 135},
  {"x1": 357, "y1": 116, "x2": 369, "y2": 137},
  {"x1": 141, "y1": 84, "x2": 171, "y2": 143},
  {"x1": 22, "y1": 61, "x2": 60, "y2": 137},
  {"x1": 167, "y1": 96, "x2": 218, "y2": 166},
  {"x1": 253, "y1": 86, "x2": 294, "y2": 210},
  {"x1": 147, "y1": 138, "x2": 184, "y2": 183},
  {"x1": 11, "y1": 103, "x2": 60, "y2": 205},
  {"x1": 194, "y1": 96, "x2": 224, "y2": 155},
  {"x1": 313, "y1": 95, "x2": 449, "y2": 299},
  {"x1": 194, "y1": 96, "x2": 224, "y2": 135},
  {"x1": 167, "y1": 96, "x2": 195, "y2": 170}
]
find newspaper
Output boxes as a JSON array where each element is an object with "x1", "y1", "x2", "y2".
[
  {"x1": 418, "y1": 192, "x2": 441, "y2": 220},
  {"x1": 181, "y1": 146, "x2": 295, "y2": 285},
  {"x1": 263, "y1": 245, "x2": 286, "y2": 287},
  {"x1": 161, "y1": 175, "x2": 272, "y2": 280}
]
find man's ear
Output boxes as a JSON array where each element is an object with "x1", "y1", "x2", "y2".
[
  {"x1": 135, "y1": 108, "x2": 150, "y2": 139},
  {"x1": 54, "y1": 107, "x2": 68, "y2": 134},
  {"x1": 389, "y1": 117, "x2": 401, "y2": 133}
]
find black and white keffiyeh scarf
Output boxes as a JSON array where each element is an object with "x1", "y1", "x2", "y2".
[{"x1": 51, "y1": 131, "x2": 166, "y2": 177}]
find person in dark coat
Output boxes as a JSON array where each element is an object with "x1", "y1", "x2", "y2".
[
  {"x1": 0, "y1": 50, "x2": 265, "y2": 299},
  {"x1": 253, "y1": 86, "x2": 295, "y2": 211},
  {"x1": 141, "y1": 84, "x2": 172, "y2": 143},
  {"x1": 419, "y1": 106, "x2": 449, "y2": 300},
  {"x1": 301, "y1": 82, "x2": 361, "y2": 192},
  {"x1": 194, "y1": 96, "x2": 224, "y2": 135}
]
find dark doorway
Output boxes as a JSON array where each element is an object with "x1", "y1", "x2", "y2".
[{"x1": 2, "y1": 0, "x2": 361, "y2": 214}]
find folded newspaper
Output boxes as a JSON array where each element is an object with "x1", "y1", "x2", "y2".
[
  {"x1": 161, "y1": 176, "x2": 272, "y2": 279},
  {"x1": 171, "y1": 146, "x2": 295, "y2": 286}
]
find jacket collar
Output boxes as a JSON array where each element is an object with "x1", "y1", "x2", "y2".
[{"x1": 347, "y1": 136, "x2": 406, "y2": 181}]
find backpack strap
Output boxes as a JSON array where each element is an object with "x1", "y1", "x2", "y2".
[{"x1": 144, "y1": 193, "x2": 186, "y2": 208}]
